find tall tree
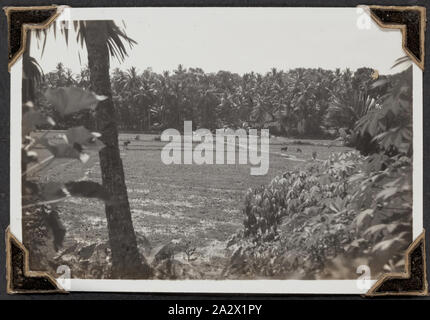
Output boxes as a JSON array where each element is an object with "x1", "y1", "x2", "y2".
[
  {"x1": 83, "y1": 21, "x2": 151, "y2": 278},
  {"x1": 35, "y1": 21, "x2": 151, "y2": 278}
]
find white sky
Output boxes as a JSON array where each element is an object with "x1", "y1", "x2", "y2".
[{"x1": 29, "y1": 7, "x2": 405, "y2": 75}]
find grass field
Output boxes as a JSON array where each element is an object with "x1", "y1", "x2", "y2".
[{"x1": 30, "y1": 132, "x2": 351, "y2": 276}]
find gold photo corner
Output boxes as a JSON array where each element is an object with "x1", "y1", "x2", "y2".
[
  {"x1": 366, "y1": 231, "x2": 428, "y2": 297},
  {"x1": 6, "y1": 227, "x2": 67, "y2": 294},
  {"x1": 366, "y1": 5, "x2": 426, "y2": 70},
  {"x1": 4, "y1": 5, "x2": 65, "y2": 72}
]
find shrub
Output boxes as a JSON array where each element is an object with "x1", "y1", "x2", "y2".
[{"x1": 227, "y1": 151, "x2": 412, "y2": 279}]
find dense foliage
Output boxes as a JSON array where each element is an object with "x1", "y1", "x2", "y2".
[
  {"x1": 22, "y1": 88, "x2": 109, "y2": 233},
  {"x1": 225, "y1": 63, "x2": 413, "y2": 279},
  {"x1": 226, "y1": 151, "x2": 411, "y2": 279},
  {"x1": 34, "y1": 64, "x2": 404, "y2": 139}
]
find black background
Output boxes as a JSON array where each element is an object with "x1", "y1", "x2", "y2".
[{"x1": 0, "y1": 0, "x2": 429, "y2": 302}]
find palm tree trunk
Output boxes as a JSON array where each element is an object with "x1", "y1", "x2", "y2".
[{"x1": 85, "y1": 21, "x2": 151, "y2": 279}]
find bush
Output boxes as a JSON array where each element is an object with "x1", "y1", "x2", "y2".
[{"x1": 226, "y1": 151, "x2": 412, "y2": 279}]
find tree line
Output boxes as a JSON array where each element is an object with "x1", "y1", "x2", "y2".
[{"x1": 34, "y1": 63, "x2": 405, "y2": 139}]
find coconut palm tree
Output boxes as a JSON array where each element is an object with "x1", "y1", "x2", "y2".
[{"x1": 34, "y1": 20, "x2": 151, "y2": 278}]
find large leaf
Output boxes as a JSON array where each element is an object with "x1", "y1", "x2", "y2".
[
  {"x1": 369, "y1": 78, "x2": 389, "y2": 90},
  {"x1": 22, "y1": 110, "x2": 55, "y2": 136},
  {"x1": 353, "y1": 209, "x2": 374, "y2": 229},
  {"x1": 363, "y1": 224, "x2": 393, "y2": 238},
  {"x1": 39, "y1": 182, "x2": 69, "y2": 201},
  {"x1": 44, "y1": 87, "x2": 107, "y2": 116},
  {"x1": 39, "y1": 138, "x2": 89, "y2": 163},
  {"x1": 65, "y1": 126, "x2": 105, "y2": 150},
  {"x1": 376, "y1": 187, "x2": 398, "y2": 201},
  {"x1": 372, "y1": 237, "x2": 404, "y2": 254},
  {"x1": 64, "y1": 181, "x2": 111, "y2": 201}
]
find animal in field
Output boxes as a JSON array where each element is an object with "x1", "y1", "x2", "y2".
[
  {"x1": 296, "y1": 148, "x2": 302, "y2": 153},
  {"x1": 281, "y1": 146, "x2": 288, "y2": 152},
  {"x1": 312, "y1": 151, "x2": 317, "y2": 160},
  {"x1": 134, "y1": 135, "x2": 140, "y2": 141},
  {"x1": 123, "y1": 140, "x2": 131, "y2": 149}
]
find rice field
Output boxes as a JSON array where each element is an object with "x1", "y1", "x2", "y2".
[{"x1": 30, "y1": 132, "x2": 351, "y2": 275}]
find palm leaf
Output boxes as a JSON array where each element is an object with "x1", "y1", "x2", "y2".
[
  {"x1": 35, "y1": 20, "x2": 136, "y2": 63},
  {"x1": 23, "y1": 56, "x2": 44, "y2": 85},
  {"x1": 391, "y1": 56, "x2": 411, "y2": 69}
]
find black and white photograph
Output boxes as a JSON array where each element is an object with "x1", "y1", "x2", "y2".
[{"x1": 8, "y1": 6, "x2": 424, "y2": 294}]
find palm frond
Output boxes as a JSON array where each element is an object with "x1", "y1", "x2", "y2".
[
  {"x1": 105, "y1": 21, "x2": 137, "y2": 61},
  {"x1": 35, "y1": 20, "x2": 136, "y2": 63},
  {"x1": 391, "y1": 56, "x2": 412, "y2": 69},
  {"x1": 23, "y1": 56, "x2": 44, "y2": 85}
]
